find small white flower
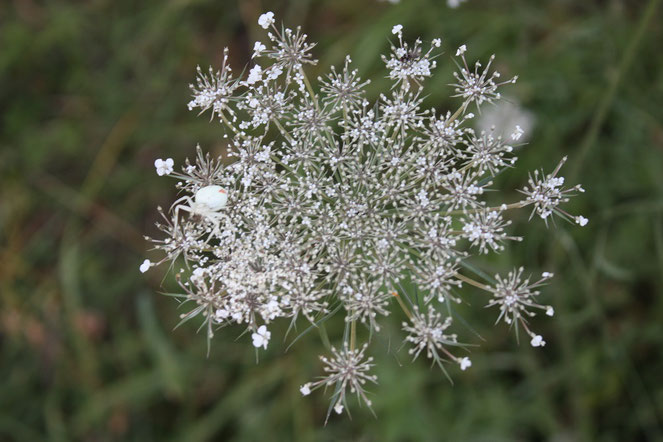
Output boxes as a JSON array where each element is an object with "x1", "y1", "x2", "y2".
[
  {"x1": 266, "y1": 65, "x2": 283, "y2": 81},
  {"x1": 215, "y1": 308, "x2": 229, "y2": 320},
  {"x1": 459, "y1": 357, "x2": 472, "y2": 370},
  {"x1": 139, "y1": 259, "x2": 151, "y2": 273},
  {"x1": 251, "y1": 325, "x2": 271, "y2": 349},
  {"x1": 192, "y1": 267, "x2": 206, "y2": 280},
  {"x1": 392, "y1": 24, "x2": 403, "y2": 35},
  {"x1": 258, "y1": 11, "x2": 275, "y2": 29},
  {"x1": 299, "y1": 383, "x2": 311, "y2": 396},
  {"x1": 576, "y1": 215, "x2": 589, "y2": 227},
  {"x1": 334, "y1": 403, "x2": 344, "y2": 414},
  {"x1": 246, "y1": 65, "x2": 263, "y2": 85},
  {"x1": 456, "y1": 44, "x2": 467, "y2": 56},
  {"x1": 546, "y1": 306, "x2": 555, "y2": 317},
  {"x1": 542, "y1": 271, "x2": 554, "y2": 279},
  {"x1": 530, "y1": 334, "x2": 546, "y2": 347},
  {"x1": 252, "y1": 41, "x2": 266, "y2": 58},
  {"x1": 154, "y1": 158, "x2": 174, "y2": 176},
  {"x1": 432, "y1": 38, "x2": 442, "y2": 48}
]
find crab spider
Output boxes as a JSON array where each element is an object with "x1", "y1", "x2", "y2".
[{"x1": 171, "y1": 185, "x2": 228, "y2": 240}]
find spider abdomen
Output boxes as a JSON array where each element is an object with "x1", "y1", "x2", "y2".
[{"x1": 195, "y1": 185, "x2": 228, "y2": 210}]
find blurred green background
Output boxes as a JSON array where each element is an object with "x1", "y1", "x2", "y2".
[{"x1": 1, "y1": 0, "x2": 662, "y2": 440}]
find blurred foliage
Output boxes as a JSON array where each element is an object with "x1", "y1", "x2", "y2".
[{"x1": 1, "y1": 0, "x2": 662, "y2": 440}]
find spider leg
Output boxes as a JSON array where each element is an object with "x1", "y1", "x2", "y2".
[
  {"x1": 170, "y1": 195, "x2": 191, "y2": 212},
  {"x1": 173, "y1": 200, "x2": 193, "y2": 232}
]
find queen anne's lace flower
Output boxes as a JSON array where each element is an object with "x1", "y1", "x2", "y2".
[
  {"x1": 519, "y1": 156, "x2": 586, "y2": 224},
  {"x1": 452, "y1": 48, "x2": 518, "y2": 111},
  {"x1": 187, "y1": 48, "x2": 239, "y2": 119},
  {"x1": 143, "y1": 13, "x2": 587, "y2": 418},
  {"x1": 486, "y1": 268, "x2": 556, "y2": 344},
  {"x1": 305, "y1": 344, "x2": 377, "y2": 417},
  {"x1": 402, "y1": 306, "x2": 467, "y2": 372}
]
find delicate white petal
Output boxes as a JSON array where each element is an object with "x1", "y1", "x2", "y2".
[
  {"x1": 530, "y1": 335, "x2": 546, "y2": 347},
  {"x1": 299, "y1": 384, "x2": 311, "y2": 396},
  {"x1": 258, "y1": 12, "x2": 274, "y2": 29},
  {"x1": 139, "y1": 259, "x2": 151, "y2": 273}
]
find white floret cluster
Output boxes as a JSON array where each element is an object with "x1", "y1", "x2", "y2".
[{"x1": 143, "y1": 13, "x2": 587, "y2": 418}]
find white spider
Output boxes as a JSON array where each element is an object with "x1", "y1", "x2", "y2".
[{"x1": 171, "y1": 185, "x2": 228, "y2": 240}]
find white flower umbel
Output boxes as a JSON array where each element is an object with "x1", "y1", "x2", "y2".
[
  {"x1": 303, "y1": 344, "x2": 377, "y2": 419},
  {"x1": 519, "y1": 156, "x2": 587, "y2": 225},
  {"x1": 486, "y1": 267, "x2": 555, "y2": 345},
  {"x1": 145, "y1": 15, "x2": 587, "y2": 417},
  {"x1": 452, "y1": 48, "x2": 518, "y2": 111},
  {"x1": 402, "y1": 306, "x2": 466, "y2": 373}
]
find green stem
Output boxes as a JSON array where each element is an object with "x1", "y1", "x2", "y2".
[
  {"x1": 444, "y1": 201, "x2": 528, "y2": 216},
  {"x1": 350, "y1": 319, "x2": 356, "y2": 351},
  {"x1": 570, "y1": 0, "x2": 660, "y2": 181},
  {"x1": 219, "y1": 113, "x2": 248, "y2": 141},
  {"x1": 454, "y1": 273, "x2": 492, "y2": 292},
  {"x1": 447, "y1": 100, "x2": 468, "y2": 125},
  {"x1": 393, "y1": 291, "x2": 413, "y2": 320}
]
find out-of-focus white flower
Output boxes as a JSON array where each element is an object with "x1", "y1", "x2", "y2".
[
  {"x1": 392, "y1": 24, "x2": 403, "y2": 35},
  {"x1": 477, "y1": 98, "x2": 536, "y2": 143},
  {"x1": 459, "y1": 357, "x2": 472, "y2": 370},
  {"x1": 381, "y1": 0, "x2": 467, "y2": 5},
  {"x1": 456, "y1": 44, "x2": 467, "y2": 56},
  {"x1": 512, "y1": 125, "x2": 524, "y2": 140},
  {"x1": 447, "y1": 0, "x2": 468, "y2": 7},
  {"x1": 154, "y1": 158, "x2": 174, "y2": 176}
]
